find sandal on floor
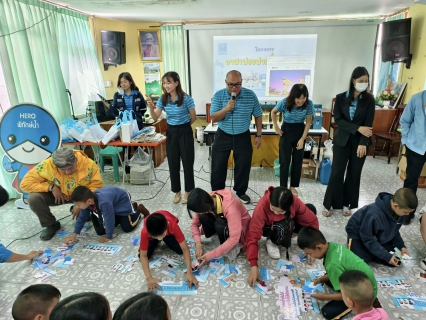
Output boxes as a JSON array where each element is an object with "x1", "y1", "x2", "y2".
[
  {"x1": 290, "y1": 187, "x2": 298, "y2": 197},
  {"x1": 322, "y1": 208, "x2": 332, "y2": 217},
  {"x1": 173, "y1": 194, "x2": 181, "y2": 204},
  {"x1": 343, "y1": 206, "x2": 351, "y2": 216}
]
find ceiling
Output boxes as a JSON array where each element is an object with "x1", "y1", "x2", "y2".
[{"x1": 45, "y1": 0, "x2": 414, "y2": 23}]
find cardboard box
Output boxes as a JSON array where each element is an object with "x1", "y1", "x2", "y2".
[
  {"x1": 301, "y1": 159, "x2": 316, "y2": 179},
  {"x1": 398, "y1": 155, "x2": 426, "y2": 188}
]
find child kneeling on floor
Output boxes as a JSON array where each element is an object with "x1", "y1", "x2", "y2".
[
  {"x1": 346, "y1": 188, "x2": 417, "y2": 266},
  {"x1": 340, "y1": 270, "x2": 389, "y2": 320},
  {"x1": 297, "y1": 227, "x2": 378, "y2": 320},
  {"x1": 64, "y1": 186, "x2": 149, "y2": 244},
  {"x1": 245, "y1": 186, "x2": 318, "y2": 287},
  {"x1": 139, "y1": 210, "x2": 198, "y2": 291}
]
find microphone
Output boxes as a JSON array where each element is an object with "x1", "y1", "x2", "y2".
[{"x1": 231, "y1": 92, "x2": 236, "y2": 114}]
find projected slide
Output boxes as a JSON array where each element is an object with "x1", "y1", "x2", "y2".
[{"x1": 213, "y1": 35, "x2": 317, "y2": 101}]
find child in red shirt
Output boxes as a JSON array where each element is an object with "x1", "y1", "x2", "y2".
[
  {"x1": 139, "y1": 210, "x2": 198, "y2": 291},
  {"x1": 246, "y1": 186, "x2": 318, "y2": 287}
]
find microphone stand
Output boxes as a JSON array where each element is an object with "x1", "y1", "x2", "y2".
[{"x1": 66, "y1": 89, "x2": 77, "y2": 120}]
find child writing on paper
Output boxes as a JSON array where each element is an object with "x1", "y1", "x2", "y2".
[
  {"x1": 64, "y1": 186, "x2": 149, "y2": 244},
  {"x1": 187, "y1": 188, "x2": 251, "y2": 263},
  {"x1": 346, "y1": 188, "x2": 417, "y2": 266},
  {"x1": 297, "y1": 227, "x2": 378, "y2": 320},
  {"x1": 139, "y1": 211, "x2": 198, "y2": 291},
  {"x1": 339, "y1": 270, "x2": 390, "y2": 320},
  {"x1": 0, "y1": 185, "x2": 42, "y2": 263}
]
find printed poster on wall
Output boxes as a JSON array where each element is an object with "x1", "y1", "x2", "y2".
[{"x1": 143, "y1": 63, "x2": 161, "y2": 98}]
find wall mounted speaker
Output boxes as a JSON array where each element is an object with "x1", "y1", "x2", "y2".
[
  {"x1": 381, "y1": 18, "x2": 411, "y2": 63},
  {"x1": 101, "y1": 30, "x2": 126, "y2": 65}
]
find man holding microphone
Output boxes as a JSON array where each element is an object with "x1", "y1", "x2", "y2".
[{"x1": 210, "y1": 70, "x2": 263, "y2": 204}]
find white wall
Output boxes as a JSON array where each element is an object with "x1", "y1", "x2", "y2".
[{"x1": 185, "y1": 20, "x2": 379, "y2": 115}]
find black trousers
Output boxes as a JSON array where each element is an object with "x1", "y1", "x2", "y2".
[
  {"x1": 211, "y1": 128, "x2": 252, "y2": 194},
  {"x1": 166, "y1": 122, "x2": 195, "y2": 193},
  {"x1": 198, "y1": 213, "x2": 229, "y2": 244},
  {"x1": 263, "y1": 204, "x2": 316, "y2": 240},
  {"x1": 279, "y1": 123, "x2": 305, "y2": 188},
  {"x1": 147, "y1": 235, "x2": 183, "y2": 259},
  {"x1": 323, "y1": 137, "x2": 367, "y2": 210},
  {"x1": 91, "y1": 210, "x2": 142, "y2": 236},
  {"x1": 349, "y1": 237, "x2": 395, "y2": 266},
  {"x1": 404, "y1": 147, "x2": 426, "y2": 195},
  {"x1": 321, "y1": 299, "x2": 350, "y2": 320}
]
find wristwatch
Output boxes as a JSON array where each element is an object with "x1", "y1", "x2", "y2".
[
  {"x1": 255, "y1": 134, "x2": 262, "y2": 138},
  {"x1": 49, "y1": 185, "x2": 54, "y2": 192}
]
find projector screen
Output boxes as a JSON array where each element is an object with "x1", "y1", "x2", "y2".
[
  {"x1": 213, "y1": 35, "x2": 317, "y2": 101},
  {"x1": 185, "y1": 21, "x2": 379, "y2": 115}
]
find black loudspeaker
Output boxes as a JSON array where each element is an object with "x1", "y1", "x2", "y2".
[
  {"x1": 381, "y1": 18, "x2": 411, "y2": 62},
  {"x1": 101, "y1": 30, "x2": 126, "y2": 65}
]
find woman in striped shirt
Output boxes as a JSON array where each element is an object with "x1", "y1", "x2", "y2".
[
  {"x1": 147, "y1": 71, "x2": 197, "y2": 204},
  {"x1": 271, "y1": 84, "x2": 314, "y2": 196}
]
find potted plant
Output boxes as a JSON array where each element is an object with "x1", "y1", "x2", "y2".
[{"x1": 377, "y1": 90, "x2": 398, "y2": 108}]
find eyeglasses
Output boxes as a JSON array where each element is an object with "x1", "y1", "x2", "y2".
[{"x1": 226, "y1": 81, "x2": 242, "y2": 88}]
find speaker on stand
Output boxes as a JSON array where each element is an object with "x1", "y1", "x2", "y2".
[
  {"x1": 381, "y1": 18, "x2": 412, "y2": 69},
  {"x1": 101, "y1": 30, "x2": 126, "y2": 70}
]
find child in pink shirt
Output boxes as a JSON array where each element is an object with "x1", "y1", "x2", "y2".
[
  {"x1": 187, "y1": 188, "x2": 251, "y2": 264},
  {"x1": 340, "y1": 270, "x2": 390, "y2": 320}
]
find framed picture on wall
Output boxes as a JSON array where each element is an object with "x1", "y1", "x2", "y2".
[
  {"x1": 391, "y1": 82, "x2": 407, "y2": 107},
  {"x1": 138, "y1": 30, "x2": 161, "y2": 61}
]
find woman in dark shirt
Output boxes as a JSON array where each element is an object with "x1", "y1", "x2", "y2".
[{"x1": 323, "y1": 66, "x2": 375, "y2": 217}]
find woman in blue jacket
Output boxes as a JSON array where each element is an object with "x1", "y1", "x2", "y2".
[{"x1": 105, "y1": 72, "x2": 147, "y2": 130}]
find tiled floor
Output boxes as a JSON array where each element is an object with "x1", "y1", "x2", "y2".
[{"x1": 0, "y1": 143, "x2": 425, "y2": 320}]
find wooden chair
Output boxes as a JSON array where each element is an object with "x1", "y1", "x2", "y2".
[
  {"x1": 330, "y1": 98, "x2": 338, "y2": 138},
  {"x1": 372, "y1": 104, "x2": 405, "y2": 164}
]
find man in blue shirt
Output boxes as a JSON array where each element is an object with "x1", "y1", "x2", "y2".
[
  {"x1": 210, "y1": 70, "x2": 263, "y2": 204},
  {"x1": 400, "y1": 90, "x2": 426, "y2": 225}
]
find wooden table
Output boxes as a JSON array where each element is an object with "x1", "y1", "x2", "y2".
[{"x1": 99, "y1": 118, "x2": 168, "y2": 167}]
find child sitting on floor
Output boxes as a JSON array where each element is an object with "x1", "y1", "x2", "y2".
[
  {"x1": 346, "y1": 188, "x2": 417, "y2": 266},
  {"x1": 297, "y1": 227, "x2": 378, "y2": 320},
  {"x1": 50, "y1": 292, "x2": 111, "y2": 320},
  {"x1": 64, "y1": 186, "x2": 149, "y2": 244},
  {"x1": 113, "y1": 292, "x2": 171, "y2": 320},
  {"x1": 340, "y1": 270, "x2": 389, "y2": 320},
  {"x1": 139, "y1": 211, "x2": 198, "y2": 291},
  {"x1": 12, "y1": 284, "x2": 61, "y2": 320}
]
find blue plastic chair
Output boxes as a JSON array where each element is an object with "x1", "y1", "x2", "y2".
[{"x1": 93, "y1": 146, "x2": 123, "y2": 182}]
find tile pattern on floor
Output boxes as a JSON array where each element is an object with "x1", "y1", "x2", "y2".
[{"x1": 0, "y1": 143, "x2": 425, "y2": 320}]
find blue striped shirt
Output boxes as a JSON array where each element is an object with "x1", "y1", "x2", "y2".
[
  {"x1": 123, "y1": 90, "x2": 138, "y2": 111},
  {"x1": 276, "y1": 99, "x2": 315, "y2": 123},
  {"x1": 210, "y1": 87, "x2": 262, "y2": 135},
  {"x1": 346, "y1": 90, "x2": 362, "y2": 121},
  {"x1": 156, "y1": 94, "x2": 195, "y2": 125}
]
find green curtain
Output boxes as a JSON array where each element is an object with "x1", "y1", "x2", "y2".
[
  {"x1": 0, "y1": 0, "x2": 105, "y2": 198},
  {"x1": 160, "y1": 26, "x2": 187, "y2": 91},
  {"x1": 375, "y1": 13, "x2": 406, "y2": 95}
]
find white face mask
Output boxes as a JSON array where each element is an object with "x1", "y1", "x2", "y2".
[
  {"x1": 117, "y1": 87, "x2": 124, "y2": 95},
  {"x1": 354, "y1": 82, "x2": 368, "y2": 92}
]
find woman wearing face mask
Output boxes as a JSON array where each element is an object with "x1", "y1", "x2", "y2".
[
  {"x1": 147, "y1": 71, "x2": 197, "y2": 204},
  {"x1": 271, "y1": 84, "x2": 314, "y2": 196},
  {"x1": 322, "y1": 66, "x2": 375, "y2": 217},
  {"x1": 104, "y1": 72, "x2": 147, "y2": 130},
  {"x1": 245, "y1": 186, "x2": 318, "y2": 287}
]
